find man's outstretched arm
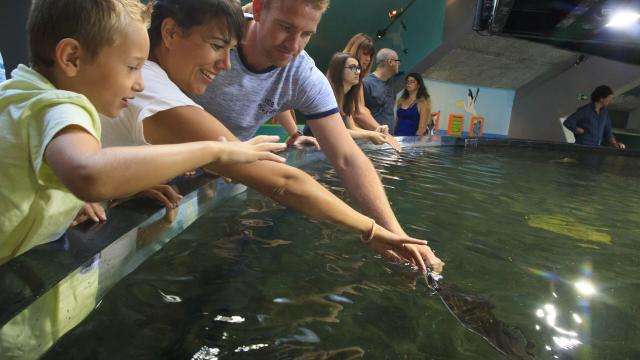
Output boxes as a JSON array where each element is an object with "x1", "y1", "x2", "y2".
[{"x1": 309, "y1": 112, "x2": 405, "y2": 235}]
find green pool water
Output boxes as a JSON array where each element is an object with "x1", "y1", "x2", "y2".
[{"x1": 43, "y1": 145, "x2": 640, "y2": 359}]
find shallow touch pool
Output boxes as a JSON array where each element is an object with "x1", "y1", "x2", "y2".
[{"x1": 43, "y1": 144, "x2": 640, "y2": 359}]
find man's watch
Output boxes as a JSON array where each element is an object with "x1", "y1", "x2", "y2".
[{"x1": 286, "y1": 130, "x2": 303, "y2": 146}]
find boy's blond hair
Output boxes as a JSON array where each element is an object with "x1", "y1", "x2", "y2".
[{"x1": 28, "y1": 0, "x2": 152, "y2": 68}]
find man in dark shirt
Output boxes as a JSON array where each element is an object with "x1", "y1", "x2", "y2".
[
  {"x1": 563, "y1": 85, "x2": 625, "y2": 149},
  {"x1": 362, "y1": 48, "x2": 400, "y2": 130}
]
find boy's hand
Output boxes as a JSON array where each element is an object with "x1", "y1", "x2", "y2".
[
  {"x1": 137, "y1": 184, "x2": 182, "y2": 209},
  {"x1": 215, "y1": 136, "x2": 287, "y2": 164},
  {"x1": 292, "y1": 135, "x2": 321, "y2": 149},
  {"x1": 71, "y1": 202, "x2": 106, "y2": 227}
]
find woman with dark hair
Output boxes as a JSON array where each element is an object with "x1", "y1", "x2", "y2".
[
  {"x1": 343, "y1": 33, "x2": 401, "y2": 150},
  {"x1": 330, "y1": 53, "x2": 388, "y2": 143},
  {"x1": 100, "y1": 0, "x2": 437, "y2": 270},
  {"x1": 394, "y1": 73, "x2": 432, "y2": 136},
  {"x1": 304, "y1": 53, "x2": 388, "y2": 144}
]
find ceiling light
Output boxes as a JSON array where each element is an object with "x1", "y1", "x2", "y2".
[{"x1": 605, "y1": 10, "x2": 640, "y2": 28}]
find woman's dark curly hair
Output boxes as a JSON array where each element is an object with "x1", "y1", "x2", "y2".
[{"x1": 149, "y1": 0, "x2": 244, "y2": 50}]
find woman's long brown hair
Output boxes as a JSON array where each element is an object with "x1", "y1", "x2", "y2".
[{"x1": 326, "y1": 52, "x2": 361, "y2": 118}]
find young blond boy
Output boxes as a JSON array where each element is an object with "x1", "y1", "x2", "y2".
[{"x1": 0, "y1": 0, "x2": 285, "y2": 265}]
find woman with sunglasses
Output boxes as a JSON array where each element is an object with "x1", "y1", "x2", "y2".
[
  {"x1": 276, "y1": 34, "x2": 401, "y2": 151},
  {"x1": 303, "y1": 53, "x2": 388, "y2": 145},
  {"x1": 343, "y1": 34, "x2": 401, "y2": 150}
]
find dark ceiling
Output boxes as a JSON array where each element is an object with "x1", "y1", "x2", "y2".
[{"x1": 490, "y1": 0, "x2": 640, "y2": 64}]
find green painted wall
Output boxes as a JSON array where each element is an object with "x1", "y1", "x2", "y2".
[
  {"x1": 242, "y1": 0, "x2": 446, "y2": 74},
  {"x1": 373, "y1": 0, "x2": 446, "y2": 74}
]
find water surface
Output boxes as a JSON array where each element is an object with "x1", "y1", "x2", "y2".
[{"x1": 44, "y1": 146, "x2": 640, "y2": 359}]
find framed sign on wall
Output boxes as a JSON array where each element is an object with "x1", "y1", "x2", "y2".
[
  {"x1": 447, "y1": 114, "x2": 465, "y2": 136},
  {"x1": 470, "y1": 116, "x2": 484, "y2": 137}
]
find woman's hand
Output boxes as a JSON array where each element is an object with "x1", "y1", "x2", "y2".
[
  {"x1": 400, "y1": 243, "x2": 445, "y2": 273},
  {"x1": 215, "y1": 136, "x2": 287, "y2": 164},
  {"x1": 364, "y1": 224, "x2": 445, "y2": 273},
  {"x1": 366, "y1": 130, "x2": 388, "y2": 145},
  {"x1": 376, "y1": 125, "x2": 402, "y2": 152}
]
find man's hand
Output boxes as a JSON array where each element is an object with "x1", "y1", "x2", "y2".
[
  {"x1": 614, "y1": 142, "x2": 626, "y2": 149},
  {"x1": 575, "y1": 127, "x2": 585, "y2": 134},
  {"x1": 71, "y1": 202, "x2": 106, "y2": 227}
]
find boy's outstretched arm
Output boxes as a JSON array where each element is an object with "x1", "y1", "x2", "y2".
[{"x1": 44, "y1": 125, "x2": 285, "y2": 202}]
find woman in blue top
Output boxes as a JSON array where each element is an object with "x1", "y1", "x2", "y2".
[{"x1": 395, "y1": 73, "x2": 432, "y2": 136}]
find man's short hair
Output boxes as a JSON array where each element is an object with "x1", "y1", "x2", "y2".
[
  {"x1": 591, "y1": 85, "x2": 614, "y2": 103},
  {"x1": 261, "y1": 0, "x2": 330, "y2": 12},
  {"x1": 375, "y1": 48, "x2": 396, "y2": 66},
  {"x1": 28, "y1": 0, "x2": 151, "y2": 68}
]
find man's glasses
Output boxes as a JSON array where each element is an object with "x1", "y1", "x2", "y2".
[
  {"x1": 389, "y1": 58, "x2": 401, "y2": 63},
  {"x1": 344, "y1": 64, "x2": 362, "y2": 73}
]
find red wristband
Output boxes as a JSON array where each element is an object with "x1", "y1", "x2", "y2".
[{"x1": 286, "y1": 130, "x2": 303, "y2": 146}]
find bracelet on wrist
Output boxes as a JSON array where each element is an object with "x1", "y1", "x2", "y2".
[
  {"x1": 286, "y1": 130, "x2": 303, "y2": 146},
  {"x1": 360, "y1": 218, "x2": 376, "y2": 244}
]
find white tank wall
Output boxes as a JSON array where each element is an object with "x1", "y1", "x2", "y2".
[{"x1": 627, "y1": 107, "x2": 640, "y2": 131}]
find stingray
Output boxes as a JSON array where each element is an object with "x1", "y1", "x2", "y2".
[{"x1": 425, "y1": 272, "x2": 536, "y2": 359}]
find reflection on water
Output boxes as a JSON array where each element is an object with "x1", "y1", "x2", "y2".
[{"x1": 43, "y1": 146, "x2": 640, "y2": 359}]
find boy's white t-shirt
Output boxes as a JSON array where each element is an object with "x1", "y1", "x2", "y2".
[{"x1": 100, "y1": 61, "x2": 203, "y2": 148}]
